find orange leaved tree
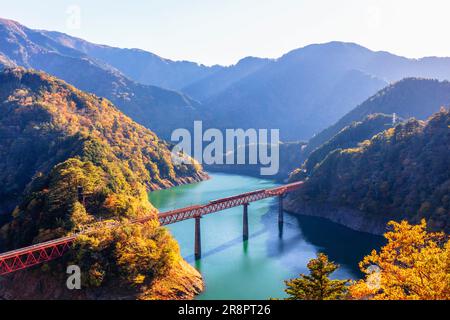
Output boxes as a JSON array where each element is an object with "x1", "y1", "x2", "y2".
[{"x1": 350, "y1": 220, "x2": 450, "y2": 300}]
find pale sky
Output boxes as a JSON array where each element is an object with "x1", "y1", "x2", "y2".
[{"x1": 1, "y1": 0, "x2": 449, "y2": 66}]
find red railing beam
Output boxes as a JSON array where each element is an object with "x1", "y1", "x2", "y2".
[{"x1": 0, "y1": 182, "x2": 303, "y2": 276}]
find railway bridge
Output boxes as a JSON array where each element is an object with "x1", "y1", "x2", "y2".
[{"x1": 0, "y1": 182, "x2": 303, "y2": 276}]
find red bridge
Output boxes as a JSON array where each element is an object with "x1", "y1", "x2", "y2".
[{"x1": 0, "y1": 182, "x2": 303, "y2": 276}]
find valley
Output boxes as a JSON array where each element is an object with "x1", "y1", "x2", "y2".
[{"x1": 0, "y1": 12, "x2": 449, "y2": 302}]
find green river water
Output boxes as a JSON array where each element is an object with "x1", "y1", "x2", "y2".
[{"x1": 149, "y1": 172, "x2": 383, "y2": 300}]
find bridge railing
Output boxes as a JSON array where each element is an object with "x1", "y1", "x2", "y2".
[{"x1": 0, "y1": 181, "x2": 303, "y2": 276}]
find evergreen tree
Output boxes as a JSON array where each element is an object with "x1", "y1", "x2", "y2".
[{"x1": 285, "y1": 253, "x2": 349, "y2": 300}]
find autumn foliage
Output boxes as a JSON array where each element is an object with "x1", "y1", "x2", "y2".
[
  {"x1": 0, "y1": 68, "x2": 203, "y2": 295},
  {"x1": 290, "y1": 108, "x2": 450, "y2": 232},
  {"x1": 73, "y1": 220, "x2": 180, "y2": 287},
  {"x1": 286, "y1": 220, "x2": 449, "y2": 300},
  {"x1": 350, "y1": 220, "x2": 450, "y2": 300}
]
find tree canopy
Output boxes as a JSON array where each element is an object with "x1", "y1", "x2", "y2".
[
  {"x1": 284, "y1": 253, "x2": 350, "y2": 300},
  {"x1": 0, "y1": 68, "x2": 205, "y2": 298},
  {"x1": 350, "y1": 220, "x2": 450, "y2": 300},
  {"x1": 290, "y1": 108, "x2": 450, "y2": 232}
]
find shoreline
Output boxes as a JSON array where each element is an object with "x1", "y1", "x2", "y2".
[{"x1": 284, "y1": 196, "x2": 390, "y2": 236}]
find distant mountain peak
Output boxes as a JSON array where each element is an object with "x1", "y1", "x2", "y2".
[
  {"x1": 0, "y1": 17, "x2": 22, "y2": 28},
  {"x1": 236, "y1": 56, "x2": 270, "y2": 65}
]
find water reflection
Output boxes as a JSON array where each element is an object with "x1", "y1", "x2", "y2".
[
  {"x1": 150, "y1": 172, "x2": 384, "y2": 299},
  {"x1": 184, "y1": 229, "x2": 266, "y2": 263},
  {"x1": 262, "y1": 204, "x2": 385, "y2": 276}
]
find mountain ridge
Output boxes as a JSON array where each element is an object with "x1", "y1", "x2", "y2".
[
  {"x1": 306, "y1": 78, "x2": 450, "y2": 154},
  {"x1": 0, "y1": 67, "x2": 207, "y2": 218},
  {"x1": 0, "y1": 18, "x2": 202, "y2": 139},
  {"x1": 287, "y1": 108, "x2": 450, "y2": 234},
  {"x1": 41, "y1": 28, "x2": 223, "y2": 90}
]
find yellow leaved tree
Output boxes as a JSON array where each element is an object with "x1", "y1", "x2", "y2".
[{"x1": 350, "y1": 220, "x2": 450, "y2": 300}]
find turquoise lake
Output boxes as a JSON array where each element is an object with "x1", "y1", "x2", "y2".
[{"x1": 149, "y1": 172, "x2": 383, "y2": 300}]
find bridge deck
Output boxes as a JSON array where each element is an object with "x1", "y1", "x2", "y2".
[{"x1": 0, "y1": 181, "x2": 303, "y2": 276}]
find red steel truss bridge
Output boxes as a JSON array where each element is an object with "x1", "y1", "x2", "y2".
[{"x1": 0, "y1": 181, "x2": 303, "y2": 276}]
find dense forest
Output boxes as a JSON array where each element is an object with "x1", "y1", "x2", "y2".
[
  {"x1": 1, "y1": 16, "x2": 450, "y2": 301},
  {"x1": 289, "y1": 109, "x2": 450, "y2": 232},
  {"x1": 0, "y1": 68, "x2": 206, "y2": 215},
  {"x1": 307, "y1": 78, "x2": 450, "y2": 154},
  {"x1": 299, "y1": 114, "x2": 395, "y2": 177},
  {"x1": 0, "y1": 18, "x2": 202, "y2": 139},
  {"x1": 0, "y1": 68, "x2": 205, "y2": 299}
]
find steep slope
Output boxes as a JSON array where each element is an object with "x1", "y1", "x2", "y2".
[
  {"x1": 0, "y1": 52, "x2": 14, "y2": 69},
  {"x1": 272, "y1": 115, "x2": 395, "y2": 183},
  {"x1": 299, "y1": 114, "x2": 396, "y2": 176},
  {"x1": 307, "y1": 78, "x2": 450, "y2": 154},
  {"x1": 0, "y1": 18, "x2": 200, "y2": 139},
  {"x1": 0, "y1": 68, "x2": 206, "y2": 299},
  {"x1": 0, "y1": 68, "x2": 206, "y2": 218},
  {"x1": 41, "y1": 30, "x2": 221, "y2": 90},
  {"x1": 287, "y1": 109, "x2": 450, "y2": 234}
]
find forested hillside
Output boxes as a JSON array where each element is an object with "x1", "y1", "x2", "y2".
[
  {"x1": 288, "y1": 109, "x2": 450, "y2": 233},
  {"x1": 0, "y1": 68, "x2": 206, "y2": 217},
  {"x1": 0, "y1": 68, "x2": 205, "y2": 299},
  {"x1": 307, "y1": 78, "x2": 450, "y2": 154},
  {"x1": 299, "y1": 114, "x2": 395, "y2": 176},
  {"x1": 0, "y1": 18, "x2": 200, "y2": 139}
]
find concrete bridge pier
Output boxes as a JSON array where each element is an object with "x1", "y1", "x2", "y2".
[
  {"x1": 195, "y1": 216, "x2": 202, "y2": 260},
  {"x1": 278, "y1": 194, "x2": 284, "y2": 224},
  {"x1": 243, "y1": 203, "x2": 249, "y2": 241}
]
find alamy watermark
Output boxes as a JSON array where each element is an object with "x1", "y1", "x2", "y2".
[
  {"x1": 366, "y1": 265, "x2": 382, "y2": 290},
  {"x1": 66, "y1": 265, "x2": 81, "y2": 290},
  {"x1": 171, "y1": 122, "x2": 280, "y2": 176},
  {"x1": 66, "y1": 5, "x2": 82, "y2": 30}
]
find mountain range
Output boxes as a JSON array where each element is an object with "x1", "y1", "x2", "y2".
[
  {"x1": 0, "y1": 18, "x2": 201, "y2": 139},
  {"x1": 3, "y1": 18, "x2": 450, "y2": 142},
  {"x1": 198, "y1": 42, "x2": 450, "y2": 140},
  {"x1": 40, "y1": 29, "x2": 222, "y2": 90}
]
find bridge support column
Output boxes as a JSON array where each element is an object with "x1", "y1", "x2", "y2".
[
  {"x1": 195, "y1": 216, "x2": 202, "y2": 260},
  {"x1": 278, "y1": 195, "x2": 284, "y2": 224},
  {"x1": 243, "y1": 203, "x2": 249, "y2": 241}
]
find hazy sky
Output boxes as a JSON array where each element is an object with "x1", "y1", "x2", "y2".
[{"x1": 1, "y1": 0, "x2": 449, "y2": 65}]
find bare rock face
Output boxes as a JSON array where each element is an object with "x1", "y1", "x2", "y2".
[
  {"x1": 150, "y1": 171, "x2": 210, "y2": 191},
  {"x1": 141, "y1": 260, "x2": 204, "y2": 300},
  {"x1": 0, "y1": 260, "x2": 203, "y2": 300},
  {"x1": 284, "y1": 196, "x2": 390, "y2": 236}
]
